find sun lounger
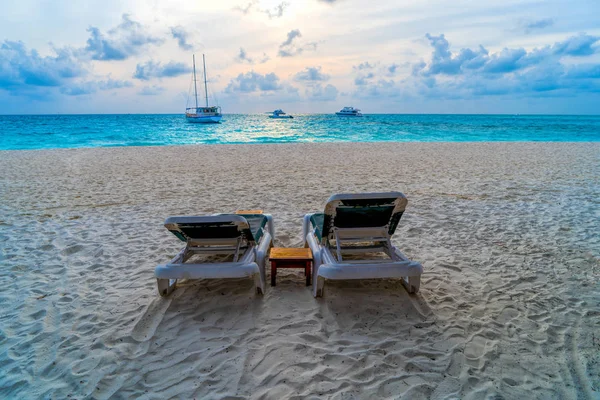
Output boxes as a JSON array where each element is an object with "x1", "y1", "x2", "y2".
[
  {"x1": 155, "y1": 213, "x2": 273, "y2": 296},
  {"x1": 302, "y1": 192, "x2": 422, "y2": 297}
]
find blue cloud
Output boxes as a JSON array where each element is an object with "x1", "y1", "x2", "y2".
[
  {"x1": 138, "y1": 85, "x2": 166, "y2": 96},
  {"x1": 59, "y1": 79, "x2": 132, "y2": 96},
  {"x1": 59, "y1": 85, "x2": 94, "y2": 96},
  {"x1": 260, "y1": 53, "x2": 270, "y2": 63},
  {"x1": 483, "y1": 48, "x2": 527, "y2": 73},
  {"x1": 354, "y1": 72, "x2": 375, "y2": 85},
  {"x1": 233, "y1": 1, "x2": 258, "y2": 15},
  {"x1": 359, "y1": 78, "x2": 402, "y2": 99},
  {"x1": 551, "y1": 33, "x2": 599, "y2": 56},
  {"x1": 225, "y1": 71, "x2": 282, "y2": 92},
  {"x1": 387, "y1": 63, "x2": 399, "y2": 75},
  {"x1": 416, "y1": 33, "x2": 599, "y2": 77},
  {"x1": 519, "y1": 18, "x2": 554, "y2": 34},
  {"x1": 354, "y1": 62, "x2": 375, "y2": 70},
  {"x1": 0, "y1": 40, "x2": 85, "y2": 96},
  {"x1": 294, "y1": 66, "x2": 330, "y2": 82},
  {"x1": 264, "y1": 2, "x2": 289, "y2": 19},
  {"x1": 278, "y1": 29, "x2": 317, "y2": 57},
  {"x1": 236, "y1": 47, "x2": 253, "y2": 64},
  {"x1": 279, "y1": 29, "x2": 302, "y2": 55},
  {"x1": 0, "y1": 38, "x2": 140, "y2": 101},
  {"x1": 353, "y1": 61, "x2": 405, "y2": 80},
  {"x1": 234, "y1": 1, "x2": 289, "y2": 18},
  {"x1": 417, "y1": 34, "x2": 489, "y2": 75},
  {"x1": 235, "y1": 48, "x2": 270, "y2": 64},
  {"x1": 352, "y1": 62, "x2": 379, "y2": 85},
  {"x1": 355, "y1": 33, "x2": 600, "y2": 101},
  {"x1": 133, "y1": 60, "x2": 191, "y2": 80},
  {"x1": 84, "y1": 14, "x2": 163, "y2": 61},
  {"x1": 565, "y1": 64, "x2": 600, "y2": 79},
  {"x1": 170, "y1": 26, "x2": 193, "y2": 51},
  {"x1": 307, "y1": 83, "x2": 338, "y2": 101}
]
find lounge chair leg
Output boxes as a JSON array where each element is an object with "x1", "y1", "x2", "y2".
[
  {"x1": 271, "y1": 260, "x2": 277, "y2": 287},
  {"x1": 401, "y1": 276, "x2": 420, "y2": 294},
  {"x1": 157, "y1": 278, "x2": 176, "y2": 297},
  {"x1": 409, "y1": 276, "x2": 421, "y2": 293},
  {"x1": 315, "y1": 276, "x2": 325, "y2": 297},
  {"x1": 254, "y1": 273, "x2": 264, "y2": 295}
]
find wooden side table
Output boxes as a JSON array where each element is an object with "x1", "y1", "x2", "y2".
[{"x1": 269, "y1": 248, "x2": 313, "y2": 287}]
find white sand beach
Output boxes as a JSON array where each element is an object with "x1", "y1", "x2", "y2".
[{"x1": 0, "y1": 142, "x2": 598, "y2": 399}]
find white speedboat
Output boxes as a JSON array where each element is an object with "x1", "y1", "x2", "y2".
[
  {"x1": 268, "y1": 109, "x2": 293, "y2": 119},
  {"x1": 335, "y1": 106, "x2": 363, "y2": 117},
  {"x1": 185, "y1": 54, "x2": 222, "y2": 123}
]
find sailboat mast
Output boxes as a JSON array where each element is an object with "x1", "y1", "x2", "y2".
[
  {"x1": 192, "y1": 54, "x2": 198, "y2": 109},
  {"x1": 203, "y1": 54, "x2": 209, "y2": 108}
]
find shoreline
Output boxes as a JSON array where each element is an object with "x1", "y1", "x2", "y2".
[
  {"x1": 1, "y1": 142, "x2": 598, "y2": 398},
  {"x1": 2, "y1": 139, "x2": 600, "y2": 153}
]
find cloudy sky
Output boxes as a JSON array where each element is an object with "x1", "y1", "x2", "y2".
[{"x1": 1, "y1": 0, "x2": 599, "y2": 114}]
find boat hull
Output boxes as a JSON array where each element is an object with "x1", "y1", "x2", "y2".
[
  {"x1": 186, "y1": 115, "x2": 222, "y2": 123},
  {"x1": 335, "y1": 113, "x2": 363, "y2": 117},
  {"x1": 269, "y1": 115, "x2": 293, "y2": 119}
]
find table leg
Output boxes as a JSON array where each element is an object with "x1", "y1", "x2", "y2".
[
  {"x1": 271, "y1": 261, "x2": 276, "y2": 287},
  {"x1": 306, "y1": 261, "x2": 311, "y2": 286}
]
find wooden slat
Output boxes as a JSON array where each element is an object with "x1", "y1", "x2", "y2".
[
  {"x1": 269, "y1": 247, "x2": 312, "y2": 260},
  {"x1": 235, "y1": 209, "x2": 263, "y2": 214}
]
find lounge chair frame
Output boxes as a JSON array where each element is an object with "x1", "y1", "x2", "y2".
[
  {"x1": 303, "y1": 192, "x2": 422, "y2": 297},
  {"x1": 155, "y1": 214, "x2": 273, "y2": 297}
]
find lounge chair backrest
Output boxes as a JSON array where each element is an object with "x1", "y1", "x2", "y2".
[
  {"x1": 164, "y1": 215, "x2": 257, "y2": 245},
  {"x1": 321, "y1": 192, "x2": 408, "y2": 243}
]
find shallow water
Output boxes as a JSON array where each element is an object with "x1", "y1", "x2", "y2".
[{"x1": 1, "y1": 114, "x2": 599, "y2": 150}]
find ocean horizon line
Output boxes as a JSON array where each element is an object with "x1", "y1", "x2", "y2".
[{"x1": 2, "y1": 112, "x2": 600, "y2": 117}]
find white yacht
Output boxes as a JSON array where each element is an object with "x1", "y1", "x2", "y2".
[
  {"x1": 335, "y1": 106, "x2": 363, "y2": 117},
  {"x1": 185, "y1": 54, "x2": 222, "y2": 123},
  {"x1": 268, "y1": 109, "x2": 293, "y2": 119}
]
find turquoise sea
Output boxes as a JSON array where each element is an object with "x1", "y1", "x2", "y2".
[{"x1": 1, "y1": 114, "x2": 599, "y2": 150}]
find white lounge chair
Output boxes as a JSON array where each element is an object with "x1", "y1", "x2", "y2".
[
  {"x1": 302, "y1": 192, "x2": 423, "y2": 297},
  {"x1": 155, "y1": 213, "x2": 273, "y2": 296}
]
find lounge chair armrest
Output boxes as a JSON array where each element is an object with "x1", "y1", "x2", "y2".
[
  {"x1": 305, "y1": 229, "x2": 323, "y2": 286},
  {"x1": 256, "y1": 231, "x2": 272, "y2": 265},
  {"x1": 306, "y1": 231, "x2": 322, "y2": 267},
  {"x1": 264, "y1": 214, "x2": 275, "y2": 240},
  {"x1": 302, "y1": 213, "x2": 314, "y2": 246},
  {"x1": 255, "y1": 231, "x2": 271, "y2": 290}
]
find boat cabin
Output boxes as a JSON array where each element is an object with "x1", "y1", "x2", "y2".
[{"x1": 186, "y1": 106, "x2": 222, "y2": 117}]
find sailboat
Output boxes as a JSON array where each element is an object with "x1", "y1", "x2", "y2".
[{"x1": 185, "y1": 54, "x2": 222, "y2": 123}]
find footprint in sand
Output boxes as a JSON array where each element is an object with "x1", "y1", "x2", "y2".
[
  {"x1": 464, "y1": 335, "x2": 488, "y2": 360},
  {"x1": 496, "y1": 306, "x2": 520, "y2": 324}
]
